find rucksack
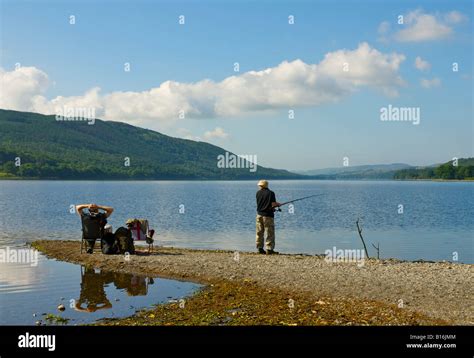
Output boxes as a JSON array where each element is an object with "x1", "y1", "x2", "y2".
[
  {"x1": 114, "y1": 227, "x2": 135, "y2": 255},
  {"x1": 101, "y1": 232, "x2": 119, "y2": 255}
]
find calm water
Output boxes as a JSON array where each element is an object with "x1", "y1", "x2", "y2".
[
  {"x1": 0, "y1": 252, "x2": 200, "y2": 325},
  {"x1": 0, "y1": 180, "x2": 472, "y2": 262},
  {"x1": 0, "y1": 180, "x2": 473, "y2": 324}
]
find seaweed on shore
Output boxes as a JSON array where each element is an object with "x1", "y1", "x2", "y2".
[{"x1": 95, "y1": 280, "x2": 447, "y2": 326}]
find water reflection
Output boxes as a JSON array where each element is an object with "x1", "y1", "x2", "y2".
[
  {"x1": 75, "y1": 267, "x2": 154, "y2": 313},
  {"x1": 0, "y1": 252, "x2": 200, "y2": 325}
]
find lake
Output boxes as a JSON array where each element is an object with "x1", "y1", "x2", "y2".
[
  {"x1": 0, "y1": 180, "x2": 473, "y2": 324},
  {"x1": 0, "y1": 180, "x2": 472, "y2": 262}
]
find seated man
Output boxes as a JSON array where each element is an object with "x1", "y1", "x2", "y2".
[{"x1": 76, "y1": 203, "x2": 114, "y2": 254}]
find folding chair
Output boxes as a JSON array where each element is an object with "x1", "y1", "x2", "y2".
[
  {"x1": 126, "y1": 219, "x2": 155, "y2": 253},
  {"x1": 80, "y1": 224, "x2": 111, "y2": 253},
  {"x1": 80, "y1": 235, "x2": 103, "y2": 254}
]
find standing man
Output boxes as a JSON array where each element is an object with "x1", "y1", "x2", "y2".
[
  {"x1": 76, "y1": 203, "x2": 114, "y2": 254},
  {"x1": 256, "y1": 180, "x2": 281, "y2": 255}
]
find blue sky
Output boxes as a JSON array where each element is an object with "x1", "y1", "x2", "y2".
[{"x1": 0, "y1": 0, "x2": 472, "y2": 170}]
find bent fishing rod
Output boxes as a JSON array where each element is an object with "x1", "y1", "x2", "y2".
[{"x1": 273, "y1": 194, "x2": 321, "y2": 212}]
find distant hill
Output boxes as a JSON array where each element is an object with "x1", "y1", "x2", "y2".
[
  {"x1": 0, "y1": 109, "x2": 302, "y2": 180},
  {"x1": 297, "y1": 163, "x2": 413, "y2": 180},
  {"x1": 297, "y1": 160, "x2": 474, "y2": 180},
  {"x1": 393, "y1": 158, "x2": 474, "y2": 180}
]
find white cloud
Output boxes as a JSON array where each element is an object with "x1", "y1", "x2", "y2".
[
  {"x1": 444, "y1": 11, "x2": 468, "y2": 24},
  {"x1": 33, "y1": 87, "x2": 104, "y2": 115},
  {"x1": 395, "y1": 10, "x2": 452, "y2": 42},
  {"x1": 0, "y1": 43, "x2": 406, "y2": 127},
  {"x1": 0, "y1": 66, "x2": 49, "y2": 110},
  {"x1": 176, "y1": 128, "x2": 201, "y2": 141},
  {"x1": 377, "y1": 21, "x2": 391, "y2": 42},
  {"x1": 176, "y1": 127, "x2": 229, "y2": 141},
  {"x1": 203, "y1": 127, "x2": 229, "y2": 140},
  {"x1": 414, "y1": 56, "x2": 431, "y2": 71},
  {"x1": 381, "y1": 10, "x2": 468, "y2": 43},
  {"x1": 420, "y1": 77, "x2": 441, "y2": 88}
]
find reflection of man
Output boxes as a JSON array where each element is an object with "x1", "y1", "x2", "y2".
[
  {"x1": 256, "y1": 180, "x2": 281, "y2": 255},
  {"x1": 76, "y1": 203, "x2": 114, "y2": 254},
  {"x1": 74, "y1": 267, "x2": 113, "y2": 313},
  {"x1": 75, "y1": 267, "x2": 153, "y2": 313}
]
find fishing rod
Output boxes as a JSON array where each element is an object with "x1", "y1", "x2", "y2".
[{"x1": 273, "y1": 194, "x2": 321, "y2": 212}]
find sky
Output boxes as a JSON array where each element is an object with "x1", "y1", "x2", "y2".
[{"x1": 0, "y1": 0, "x2": 472, "y2": 170}]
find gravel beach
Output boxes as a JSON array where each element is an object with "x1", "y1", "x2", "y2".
[{"x1": 32, "y1": 240, "x2": 473, "y2": 325}]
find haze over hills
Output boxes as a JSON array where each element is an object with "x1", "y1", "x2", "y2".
[
  {"x1": 296, "y1": 163, "x2": 413, "y2": 176},
  {"x1": 297, "y1": 160, "x2": 473, "y2": 180},
  {"x1": 0, "y1": 109, "x2": 301, "y2": 180},
  {"x1": 297, "y1": 158, "x2": 474, "y2": 180}
]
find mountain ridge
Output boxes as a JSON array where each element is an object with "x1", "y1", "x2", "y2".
[
  {"x1": 1, "y1": 109, "x2": 472, "y2": 181},
  {"x1": 0, "y1": 109, "x2": 301, "y2": 180}
]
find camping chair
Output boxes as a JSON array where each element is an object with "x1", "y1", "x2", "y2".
[
  {"x1": 80, "y1": 234, "x2": 102, "y2": 254},
  {"x1": 126, "y1": 219, "x2": 154, "y2": 253},
  {"x1": 80, "y1": 224, "x2": 112, "y2": 254}
]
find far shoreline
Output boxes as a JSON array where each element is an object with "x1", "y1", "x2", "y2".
[{"x1": 1, "y1": 177, "x2": 473, "y2": 182}]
